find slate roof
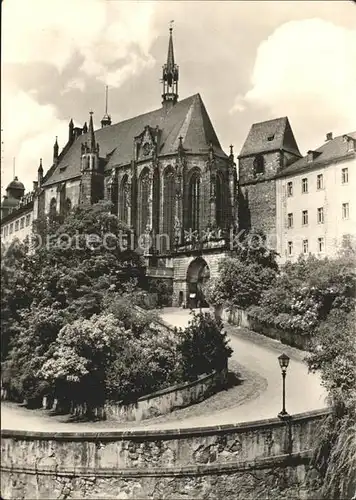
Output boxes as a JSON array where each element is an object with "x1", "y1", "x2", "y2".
[
  {"x1": 43, "y1": 94, "x2": 227, "y2": 187},
  {"x1": 239, "y1": 117, "x2": 301, "y2": 158},
  {"x1": 277, "y1": 131, "x2": 356, "y2": 178}
]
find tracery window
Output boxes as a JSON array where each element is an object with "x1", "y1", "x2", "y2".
[
  {"x1": 162, "y1": 166, "x2": 175, "y2": 251},
  {"x1": 188, "y1": 170, "x2": 201, "y2": 233},
  {"x1": 215, "y1": 172, "x2": 224, "y2": 228},
  {"x1": 139, "y1": 169, "x2": 150, "y2": 236},
  {"x1": 120, "y1": 174, "x2": 129, "y2": 224}
]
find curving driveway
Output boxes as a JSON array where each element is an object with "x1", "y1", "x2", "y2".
[{"x1": 1, "y1": 308, "x2": 327, "y2": 432}]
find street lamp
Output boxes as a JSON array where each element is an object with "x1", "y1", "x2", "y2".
[{"x1": 278, "y1": 353, "x2": 290, "y2": 419}]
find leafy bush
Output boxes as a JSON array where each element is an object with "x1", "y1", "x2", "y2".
[
  {"x1": 306, "y1": 310, "x2": 356, "y2": 499},
  {"x1": 177, "y1": 311, "x2": 232, "y2": 380}
]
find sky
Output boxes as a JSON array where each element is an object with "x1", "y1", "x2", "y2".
[{"x1": 1, "y1": 0, "x2": 356, "y2": 195}]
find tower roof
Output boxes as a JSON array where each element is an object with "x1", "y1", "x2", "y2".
[
  {"x1": 239, "y1": 117, "x2": 301, "y2": 158},
  {"x1": 43, "y1": 93, "x2": 227, "y2": 187},
  {"x1": 167, "y1": 25, "x2": 175, "y2": 70},
  {"x1": 6, "y1": 176, "x2": 25, "y2": 192}
]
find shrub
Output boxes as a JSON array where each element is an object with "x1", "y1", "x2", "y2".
[{"x1": 177, "y1": 311, "x2": 232, "y2": 380}]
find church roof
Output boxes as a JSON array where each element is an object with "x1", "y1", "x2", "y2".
[
  {"x1": 43, "y1": 93, "x2": 226, "y2": 187},
  {"x1": 239, "y1": 117, "x2": 301, "y2": 158},
  {"x1": 276, "y1": 131, "x2": 356, "y2": 178}
]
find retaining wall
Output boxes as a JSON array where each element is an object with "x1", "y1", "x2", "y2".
[
  {"x1": 219, "y1": 307, "x2": 309, "y2": 351},
  {"x1": 1, "y1": 409, "x2": 328, "y2": 499},
  {"x1": 68, "y1": 369, "x2": 227, "y2": 422}
]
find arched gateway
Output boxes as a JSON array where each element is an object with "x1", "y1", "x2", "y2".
[{"x1": 186, "y1": 257, "x2": 210, "y2": 308}]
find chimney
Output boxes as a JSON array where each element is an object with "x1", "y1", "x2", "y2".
[{"x1": 325, "y1": 132, "x2": 333, "y2": 142}]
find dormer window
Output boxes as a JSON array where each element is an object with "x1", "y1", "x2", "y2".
[
  {"x1": 253, "y1": 155, "x2": 265, "y2": 175},
  {"x1": 267, "y1": 134, "x2": 275, "y2": 141}
]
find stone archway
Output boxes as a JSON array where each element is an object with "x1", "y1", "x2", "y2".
[{"x1": 186, "y1": 257, "x2": 210, "y2": 308}]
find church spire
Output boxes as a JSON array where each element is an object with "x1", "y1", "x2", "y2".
[
  {"x1": 88, "y1": 111, "x2": 96, "y2": 152},
  {"x1": 162, "y1": 22, "x2": 179, "y2": 106},
  {"x1": 101, "y1": 86, "x2": 112, "y2": 128}
]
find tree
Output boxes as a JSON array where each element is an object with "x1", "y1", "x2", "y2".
[
  {"x1": 177, "y1": 311, "x2": 232, "y2": 380},
  {"x1": 306, "y1": 310, "x2": 356, "y2": 499}
]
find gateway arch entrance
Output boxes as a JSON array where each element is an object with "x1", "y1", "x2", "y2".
[{"x1": 186, "y1": 257, "x2": 210, "y2": 309}]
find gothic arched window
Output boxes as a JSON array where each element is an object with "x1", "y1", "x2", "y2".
[
  {"x1": 152, "y1": 167, "x2": 160, "y2": 236},
  {"x1": 253, "y1": 155, "x2": 265, "y2": 175},
  {"x1": 162, "y1": 166, "x2": 175, "y2": 251},
  {"x1": 120, "y1": 174, "x2": 129, "y2": 224},
  {"x1": 64, "y1": 198, "x2": 72, "y2": 215},
  {"x1": 139, "y1": 168, "x2": 150, "y2": 236},
  {"x1": 216, "y1": 172, "x2": 224, "y2": 228},
  {"x1": 49, "y1": 198, "x2": 57, "y2": 219},
  {"x1": 188, "y1": 170, "x2": 201, "y2": 233}
]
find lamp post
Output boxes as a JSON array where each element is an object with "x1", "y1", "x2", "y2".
[{"x1": 278, "y1": 353, "x2": 290, "y2": 419}]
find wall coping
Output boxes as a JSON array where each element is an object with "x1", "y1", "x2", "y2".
[
  {"x1": 132, "y1": 371, "x2": 217, "y2": 403},
  {"x1": 1, "y1": 451, "x2": 312, "y2": 477},
  {"x1": 1, "y1": 408, "x2": 329, "y2": 441}
]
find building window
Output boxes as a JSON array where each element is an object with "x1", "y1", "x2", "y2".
[
  {"x1": 287, "y1": 213, "x2": 293, "y2": 228},
  {"x1": 302, "y1": 210, "x2": 308, "y2": 226},
  {"x1": 342, "y1": 202, "x2": 349, "y2": 220},
  {"x1": 303, "y1": 239, "x2": 309, "y2": 255},
  {"x1": 49, "y1": 198, "x2": 57, "y2": 219},
  {"x1": 152, "y1": 167, "x2": 160, "y2": 237},
  {"x1": 253, "y1": 155, "x2": 264, "y2": 175},
  {"x1": 15, "y1": 220, "x2": 19, "y2": 232},
  {"x1": 302, "y1": 178, "x2": 308, "y2": 193},
  {"x1": 162, "y1": 166, "x2": 175, "y2": 251},
  {"x1": 138, "y1": 169, "x2": 150, "y2": 236},
  {"x1": 215, "y1": 172, "x2": 224, "y2": 228},
  {"x1": 20, "y1": 217, "x2": 25, "y2": 229},
  {"x1": 287, "y1": 182, "x2": 293, "y2": 197},
  {"x1": 317, "y1": 207, "x2": 324, "y2": 224},
  {"x1": 317, "y1": 174, "x2": 323, "y2": 190},
  {"x1": 9, "y1": 223, "x2": 13, "y2": 234},
  {"x1": 25, "y1": 214, "x2": 31, "y2": 226},
  {"x1": 287, "y1": 241, "x2": 293, "y2": 256},
  {"x1": 342, "y1": 168, "x2": 349, "y2": 184},
  {"x1": 318, "y1": 237, "x2": 324, "y2": 253},
  {"x1": 188, "y1": 170, "x2": 201, "y2": 233},
  {"x1": 120, "y1": 174, "x2": 129, "y2": 225}
]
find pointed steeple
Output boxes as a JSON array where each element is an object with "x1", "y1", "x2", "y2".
[
  {"x1": 101, "y1": 86, "x2": 112, "y2": 128},
  {"x1": 38, "y1": 158, "x2": 43, "y2": 187},
  {"x1": 162, "y1": 22, "x2": 179, "y2": 106},
  {"x1": 88, "y1": 111, "x2": 96, "y2": 153},
  {"x1": 69, "y1": 118, "x2": 74, "y2": 142},
  {"x1": 53, "y1": 136, "x2": 59, "y2": 162}
]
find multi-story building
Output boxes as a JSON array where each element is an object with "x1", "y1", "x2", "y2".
[
  {"x1": 1, "y1": 177, "x2": 34, "y2": 247},
  {"x1": 276, "y1": 132, "x2": 356, "y2": 262},
  {"x1": 238, "y1": 122, "x2": 356, "y2": 263}
]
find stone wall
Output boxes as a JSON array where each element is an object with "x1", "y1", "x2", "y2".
[
  {"x1": 220, "y1": 307, "x2": 309, "y2": 351},
  {"x1": 1, "y1": 409, "x2": 327, "y2": 499},
  {"x1": 69, "y1": 369, "x2": 227, "y2": 422},
  {"x1": 172, "y1": 250, "x2": 229, "y2": 306}
]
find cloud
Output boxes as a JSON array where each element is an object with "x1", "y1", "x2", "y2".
[
  {"x1": 1, "y1": 85, "x2": 68, "y2": 192},
  {"x1": 231, "y1": 18, "x2": 356, "y2": 150},
  {"x1": 1, "y1": 0, "x2": 158, "y2": 194},
  {"x1": 2, "y1": 0, "x2": 158, "y2": 88}
]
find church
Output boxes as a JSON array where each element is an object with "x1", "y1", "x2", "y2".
[
  {"x1": 3, "y1": 28, "x2": 354, "y2": 303},
  {"x1": 33, "y1": 27, "x2": 237, "y2": 307}
]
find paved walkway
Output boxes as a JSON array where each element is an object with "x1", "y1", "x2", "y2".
[{"x1": 1, "y1": 308, "x2": 327, "y2": 432}]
